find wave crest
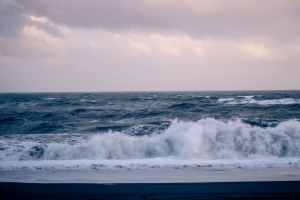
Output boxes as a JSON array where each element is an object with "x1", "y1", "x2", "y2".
[
  {"x1": 42, "y1": 119, "x2": 300, "y2": 160},
  {"x1": 218, "y1": 97, "x2": 300, "y2": 105}
]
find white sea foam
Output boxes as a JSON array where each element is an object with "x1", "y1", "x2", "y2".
[
  {"x1": 219, "y1": 97, "x2": 300, "y2": 105},
  {"x1": 237, "y1": 95, "x2": 255, "y2": 99},
  {"x1": 0, "y1": 158, "x2": 300, "y2": 172},
  {"x1": 1, "y1": 119, "x2": 300, "y2": 164},
  {"x1": 218, "y1": 98, "x2": 235, "y2": 103}
]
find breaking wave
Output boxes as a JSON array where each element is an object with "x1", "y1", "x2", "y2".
[
  {"x1": 219, "y1": 97, "x2": 300, "y2": 105},
  {"x1": 43, "y1": 119, "x2": 300, "y2": 160},
  {"x1": 1, "y1": 118, "x2": 300, "y2": 162}
]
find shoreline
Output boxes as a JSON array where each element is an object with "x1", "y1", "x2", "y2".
[{"x1": 1, "y1": 168, "x2": 300, "y2": 199}]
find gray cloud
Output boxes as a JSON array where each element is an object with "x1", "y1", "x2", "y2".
[
  {"x1": 0, "y1": 0, "x2": 300, "y2": 40},
  {"x1": 2, "y1": 0, "x2": 300, "y2": 41},
  {"x1": 0, "y1": 0, "x2": 27, "y2": 37},
  {"x1": 0, "y1": 0, "x2": 64, "y2": 38}
]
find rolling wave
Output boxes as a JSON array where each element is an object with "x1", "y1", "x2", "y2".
[{"x1": 1, "y1": 119, "x2": 300, "y2": 162}]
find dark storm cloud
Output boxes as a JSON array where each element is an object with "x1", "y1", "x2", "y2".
[{"x1": 2, "y1": 0, "x2": 300, "y2": 40}]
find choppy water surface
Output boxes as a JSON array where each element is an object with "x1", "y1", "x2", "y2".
[{"x1": 0, "y1": 91, "x2": 300, "y2": 171}]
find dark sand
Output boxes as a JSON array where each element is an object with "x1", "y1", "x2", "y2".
[
  {"x1": 1, "y1": 181, "x2": 300, "y2": 199},
  {"x1": 1, "y1": 169, "x2": 300, "y2": 199}
]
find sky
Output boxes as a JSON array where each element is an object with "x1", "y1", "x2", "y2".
[{"x1": 0, "y1": 0, "x2": 300, "y2": 92}]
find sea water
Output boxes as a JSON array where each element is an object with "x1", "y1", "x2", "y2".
[{"x1": 0, "y1": 91, "x2": 300, "y2": 172}]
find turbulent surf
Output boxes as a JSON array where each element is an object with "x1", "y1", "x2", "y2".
[{"x1": 0, "y1": 91, "x2": 300, "y2": 171}]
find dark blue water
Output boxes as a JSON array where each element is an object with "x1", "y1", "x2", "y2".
[
  {"x1": 1, "y1": 91, "x2": 299, "y2": 135},
  {"x1": 0, "y1": 91, "x2": 300, "y2": 171}
]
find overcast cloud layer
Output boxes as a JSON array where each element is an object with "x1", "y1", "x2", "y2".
[{"x1": 1, "y1": 0, "x2": 300, "y2": 92}]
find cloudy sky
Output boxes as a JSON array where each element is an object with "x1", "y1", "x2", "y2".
[{"x1": 1, "y1": 0, "x2": 300, "y2": 92}]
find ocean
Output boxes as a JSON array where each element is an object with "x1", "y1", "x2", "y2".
[{"x1": 0, "y1": 91, "x2": 300, "y2": 172}]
